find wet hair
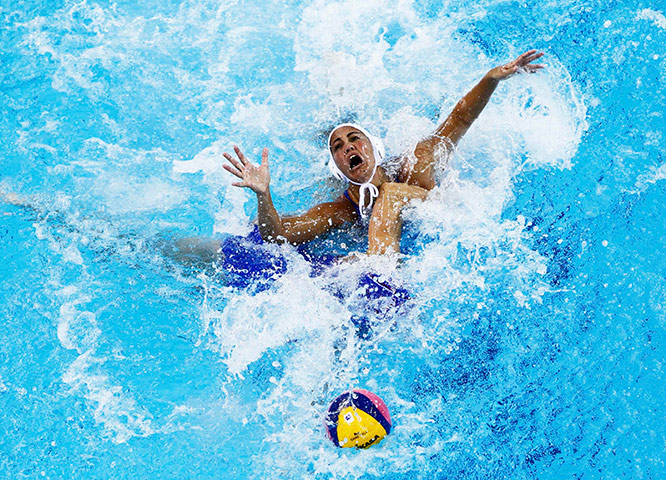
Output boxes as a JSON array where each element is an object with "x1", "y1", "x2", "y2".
[{"x1": 314, "y1": 113, "x2": 360, "y2": 149}]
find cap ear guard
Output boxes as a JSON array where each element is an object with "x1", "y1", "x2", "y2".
[
  {"x1": 328, "y1": 154, "x2": 347, "y2": 181},
  {"x1": 367, "y1": 134, "x2": 385, "y2": 163}
]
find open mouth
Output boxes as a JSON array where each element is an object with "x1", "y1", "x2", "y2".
[{"x1": 349, "y1": 154, "x2": 363, "y2": 170}]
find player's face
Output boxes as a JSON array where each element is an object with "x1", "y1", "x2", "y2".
[{"x1": 329, "y1": 126, "x2": 375, "y2": 183}]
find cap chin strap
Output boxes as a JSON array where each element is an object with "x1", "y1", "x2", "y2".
[
  {"x1": 347, "y1": 164, "x2": 379, "y2": 219},
  {"x1": 327, "y1": 123, "x2": 385, "y2": 219}
]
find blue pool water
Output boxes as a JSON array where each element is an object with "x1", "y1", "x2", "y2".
[{"x1": 1, "y1": 0, "x2": 665, "y2": 478}]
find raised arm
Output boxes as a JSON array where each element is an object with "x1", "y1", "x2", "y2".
[
  {"x1": 223, "y1": 146, "x2": 357, "y2": 244},
  {"x1": 400, "y1": 50, "x2": 545, "y2": 189}
]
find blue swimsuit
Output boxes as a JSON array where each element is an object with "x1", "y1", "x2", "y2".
[
  {"x1": 343, "y1": 189, "x2": 361, "y2": 217},
  {"x1": 217, "y1": 215, "x2": 411, "y2": 333}
]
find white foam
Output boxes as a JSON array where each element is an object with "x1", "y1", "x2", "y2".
[
  {"x1": 478, "y1": 61, "x2": 588, "y2": 171},
  {"x1": 62, "y1": 352, "x2": 155, "y2": 444},
  {"x1": 208, "y1": 264, "x2": 346, "y2": 374},
  {"x1": 290, "y1": 0, "x2": 586, "y2": 177},
  {"x1": 637, "y1": 9, "x2": 666, "y2": 29},
  {"x1": 102, "y1": 177, "x2": 186, "y2": 214},
  {"x1": 230, "y1": 95, "x2": 275, "y2": 133},
  {"x1": 173, "y1": 140, "x2": 227, "y2": 175},
  {"x1": 212, "y1": 185, "x2": 252, "y2": 236},
  {"x1": 632, "y1": 163, "x2": 666, "y2": 193},
  {"x1": 53, "y1": 280, "x2": 159, "y2": 444},
  {"x1": 57, "y1": 301, "x2": 101, "y2": 353},
  {"x1": 383, "y1": 108, "x2": 436, "y2": 158}
]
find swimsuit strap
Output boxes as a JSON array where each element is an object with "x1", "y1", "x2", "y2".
[{"x1": 343, "y1": 189, "x2": 361, "y2": 217}]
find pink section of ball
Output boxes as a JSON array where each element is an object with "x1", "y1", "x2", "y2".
[{"x1": 353, "y1": 389, "x2": 391, "y2": 425}]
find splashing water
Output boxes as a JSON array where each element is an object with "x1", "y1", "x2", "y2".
[{"x1": 1, "y1": 0, "x2": 665, "y2": 479}]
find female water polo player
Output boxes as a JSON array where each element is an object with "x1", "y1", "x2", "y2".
[
  {"x1": 176, "y1": 50, "x2": 544, "y2": 263},
  {"x1": 220, "y1": 50, "x2": 544, "y2": 255}
]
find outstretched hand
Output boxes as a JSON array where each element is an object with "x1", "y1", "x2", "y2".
[
  {"x1": 223, "y1": 146, "x2": 270, "y2": 195},
  {"x1": 488, "y1": 49, "x2": 545, "y2": 81}
]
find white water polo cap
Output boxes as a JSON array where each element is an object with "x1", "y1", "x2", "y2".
[{"x1": 327, "y1": 123, "x2": 386, "y2": 219}]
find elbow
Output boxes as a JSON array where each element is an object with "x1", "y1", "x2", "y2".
[
  {"x1": 257, "y1": 224, "x2": 288, "y2": 244},
  {"x1": 262, "y1": 233, "x2": 290, "y2": 245},
  {"x1": 263, "y1": 230, "x2": 302, "y2": 245}
]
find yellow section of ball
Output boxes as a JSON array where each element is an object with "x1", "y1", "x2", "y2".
[{"x1": 336, "y1": 406, "x2": 388, "y2": 449}]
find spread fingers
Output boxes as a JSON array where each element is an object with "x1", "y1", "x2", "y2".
[
  {"x1": 234, "y1": 145, "x2": 249, "y2": 165},
  {"x1": 223, "y1": 152, "x2": 244, "y2": 172}
]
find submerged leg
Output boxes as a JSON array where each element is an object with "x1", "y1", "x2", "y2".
[{"x1": 167, "y1": 236, "x2": 222, "y2": 267}]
